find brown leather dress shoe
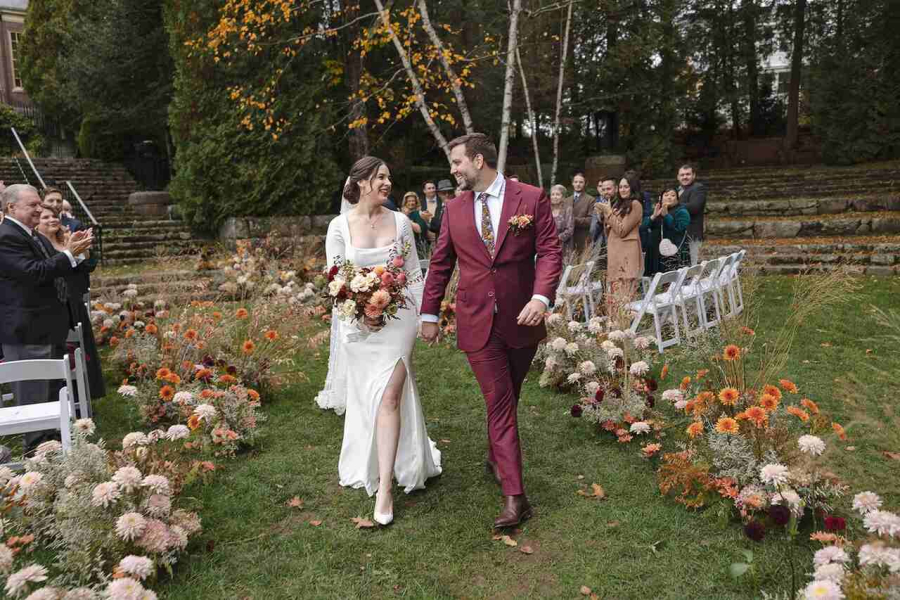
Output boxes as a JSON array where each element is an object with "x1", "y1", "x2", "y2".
[
  {"x1": 485, "y1": 459, "x2": 501, "y2": 486},
  {"x1": 493, "y1": 494, "x2": 533, "y2": 529}
]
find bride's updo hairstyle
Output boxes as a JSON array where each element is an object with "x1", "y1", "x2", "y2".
[{"x1": 343, "y1": 156, "x2": 387, "y2": 205}]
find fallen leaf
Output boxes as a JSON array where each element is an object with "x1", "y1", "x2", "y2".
[
  {"x1": 821, "y1": 342, "x2": 832, "y2": 347},
  {"x1": 845, "y1": 446, "x2": 856, "y2": 452},
  {"x1": 580, "y1": 586, "x2": 592, "y2": 596},
  {"x1": 882, "y1": 451, "x2": 900, "y2": 461},
  {"x1": 519, "y1": 545, "x2": 534, "y2": 555},
  {"x1": 802, "y1": 360, "x2": 811, "y2": 364},
  {"x1": 352, "y1": 517, "x2": 376, "y2": 529},
  {"x1": 309, "y1": 520, "x2": 322, "y2": 526},
  {"x1": 286, "y1": 497, "x2": 303, "y2": 508},
  {"x1": 577, "y1": 483, "x2": 607, "y2": 499},
  {"x1": 275, "y1": 484, "x2": 284, "y2": 489},
  {"x1": 577, "y1": 475, "x2": 585, "y2": 480},
  {"x1": 440, "y1": 439, "x2": 451, "y2": 444},
  {"x1": 606, "y1": 520, "x2": 620, "y2": 528},
  {"x1": 492, "y1": 534, "x2": 517, "y2": 547}
]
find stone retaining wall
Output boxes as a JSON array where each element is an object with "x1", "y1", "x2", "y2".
[{"x1": 707, "y1": 215, "x2": 900, "y2": 239}]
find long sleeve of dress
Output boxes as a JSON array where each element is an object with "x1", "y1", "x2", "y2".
[
  {"x1": 557, "y1": 207, "x2": 574, "y2": 242},
  {"x1": 605, "y1": 201, "x2": 643, "y2": 239},
  {"x1": 399, "y1": 215, "x2": 425, "y2": 313},
  {"x1": 325, "y1": 217, "x2": 345, "y2": 270}
]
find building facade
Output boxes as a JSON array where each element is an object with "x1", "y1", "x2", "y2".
[{"x1": 0, "y1": 0, "x2": 28, "y2": 106}]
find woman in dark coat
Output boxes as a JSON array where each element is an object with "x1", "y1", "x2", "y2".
[{"x1": 642, "y1": 186, "x2": 691, "y2": 277}]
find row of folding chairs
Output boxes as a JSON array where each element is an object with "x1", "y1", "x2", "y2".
[
  {"x1": 626, "y1": 250, "x2": 747, "y2": 352},
  {"x1": 555, "y1": 260, "x2": 605, "y2": 320}
]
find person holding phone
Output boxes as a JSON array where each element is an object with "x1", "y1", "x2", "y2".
[{"x1": 643, "y1": 186, "x2": 691, "y2": 277}]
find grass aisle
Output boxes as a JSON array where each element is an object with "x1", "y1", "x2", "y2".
[{"x1": 89, "y1": 276, "x2": 899, "y2": 599}]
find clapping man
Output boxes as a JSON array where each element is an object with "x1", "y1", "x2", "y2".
[
  {"x1": 590, "y1": 177, "x2": 617, "y2": 251},
  {"x1": 0, "y1": 184, "x2": 93, "y2": 452},
  {"x1": 427, "y1": 179, "x2": 454, "y2": 242},
  {"x1": 43, "y1": 187, "x2": 83, "y2": 232},
  {"x1": 677, "y1": 163, "x2": 707, "y2": 265},
  {"x1": 420, "y1": 180, "x2": 440, "y2": 246},
  {"x1": 567, "y1": 172, "x2": 595, "y2": 253}
]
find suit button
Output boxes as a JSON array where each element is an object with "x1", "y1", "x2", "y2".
[{"x1": 488, "y1": 291, "x2": 495, "y2": 297}]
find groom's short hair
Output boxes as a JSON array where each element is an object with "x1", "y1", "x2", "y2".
[{"x1": 447, "y1": 133, "x2": 498, "y2": 170}]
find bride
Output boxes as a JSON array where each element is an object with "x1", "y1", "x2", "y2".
[{"x1": 323, "y1": 156, "x2": 442, "y2": 524}]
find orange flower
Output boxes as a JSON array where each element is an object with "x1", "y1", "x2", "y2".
[
  {"x1": 165, "y1": 373, "x2": 181, "y2": 385},
  {"x1": 187, "y1": 414, "x2": 202, "y2": 430},
  {"x1": 100, "y1": 326, "x2": 110, "y2": 334},
  {"x1": 172, "y1": 323, "x2": 181, "y2": 333},
  {"x1": 683, "y1": 400, "x2": 696, "y2": 415},
  {"x1": 801, "y1": 398, "x2": 820, "y2": 415},
  {"x1": 718, "y1": 388, "x2": 740, "y2": 406},
  {"x1": 124, "y1": 329, "x2": 135, "y2": 339},
  {"x1": 212, "y1": 311, "x2": 223, "y2": 320},
  {"x1": 159, "y1": 385, "x2": 175, "y2": 401},
  {"x1": 760, "y1": 394, "x2": 780, "y2": 412},
  {"x1": 680, "y1": 376, "x2": 691, "y2": 391},
  {"x1": 235, "y1": 308, "x2": 249, "y2": 319},
  {"x1": 145, "y1": 324, "x2": 158, "y2": 335},
  {"x1": 109, "y1": 336, "x2": 120, "y2": 346},
  {"x1": 741, "y1": 326, "x2": 755, "y2": 336},
  {"x1": 763, "y1": 384, "x2": 782, "y2": 401},
  {"x1": 242, "y1": 340, "x2": 256, "y2": 355},
  {"x1": 686, "y1": 421, "x2": 704, "y2": 439},
  {"x1": 735, "y1": 411, "x2": 749, "y2": 420},
  {"x1": 696, "y1": 369, "x2": 710, "y2": 379},
  {"x1": 697, "y1": 391, "x2": 716, "y2": 404},
  {"x1": 218, "y1": 374, "x2": 237, "y2": 385},
  {"x1": 787, "y1": 406, "x2": 810, "y2": 422},
  {"x1": 181, "y1": 360, "x2": 193, "y2": 372},
  {"x1": 832, "y1": 422, "x2": 847, "y2": 440},
  {"x1": 156, "y1": 368, "x2": 171, "y2": 380},
  {"x1": 264, "y1": 330, "x2": 279, "y2": 342},
  {"x1": 184, "y1": 328, "x2": 199, "y2": 341},
  {"x1": 247, "y1": 389, "x2": 260, "y2": 401},
  {"x1": 200, "y1": 389, "x2": 215, "y2": 399},
  {"x1": 723, "y1": 345, "x2": 741, "y2": 361},
  {"x1": 779, "y1": 379, "x2": 799, "y2": 394},
  {"x1": 641, "y1": 443, "x2": 662, "y2": 458},
  {"x1": 660, "y1": 363, "x2": 669, "y2": 379},
  {"x1": 715, "y1": 417, "x2": 739, "y2": 434},
  {"x1": 745, "y1": 406, "x2": 769, "y2": 428}
]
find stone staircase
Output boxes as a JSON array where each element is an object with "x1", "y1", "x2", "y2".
[
  {"x1": 645, "y1": 161, "x2": 900, "y2": 275},
  {"x1": 0, "y1": 158, "x2": 207, "y2": 266}
]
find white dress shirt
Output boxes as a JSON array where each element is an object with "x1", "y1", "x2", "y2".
[
  {"x1": 5, "y1": 216, "x2": 81, "y2": 267},
  {"x1": 421, "y1": 173, "x2": 548, "y2": 323},
  {"x1": 425, "y1": 195, "x2": 439, "y2": 216}
]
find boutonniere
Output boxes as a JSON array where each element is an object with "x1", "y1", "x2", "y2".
[{"x1": 507, "y1": 214, "x2": 534, "y2": 236}]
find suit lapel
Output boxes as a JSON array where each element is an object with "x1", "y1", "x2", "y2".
[
  {"x1": 3, "y1": 219, "x2": 44, "y2": 259},
  {"x1": 492, "y1": 179, "x2": 523, "y2": 261}
]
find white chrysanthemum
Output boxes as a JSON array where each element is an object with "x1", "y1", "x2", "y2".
[
  {"x1": 133, "y1": 321, "x2": 145, "y2": 329},
  {"x1": 0, "y1": 466, "x2": 14, "y2": 486},
  {"x1": 122, "y1": 289, "x2": 139, "y2": 299},
  {"x1": 579, "y1": 361, "x2": 597, "y2": 376},
  {"x1": 122, "y1": 432, "x2": 148, "y2": 448},
  {"x1": 606, "y1": 347, "x2": 624, "y2": 359},
  {"x1": 64, "y1": 474, "x2": 81, "y2": 489},
  {"x1": 146, "y1": 430, "x2": 165, "y2": 443},
  {"x1": 812, "y1": 562, "x2": 845, "y2": 583},
  {"x1": 112, "y1": 467, "x2": 143, "y2": 492},
  {"x1": 118, "y1": 385, "x2": 138, "y2": 398},
  {"x1": 630, "y1": 422, "x2": 651, "y2": 435},
  {"x1": 349, "y1": 273, "x2": 371, "y2": 293},
  {"x1": 585, "y1": 381, "x2": 601, "y2": 395},
  {"x1": 166, "y1": 425, "x2": 190, "y2": 441},
  {"x1": 674, "y1": 399, "x2": 688, "y2": 410},
  {"x1": 662, "y1": 389, "x2": 683, "y2": 403},
  {"x1": 144, "y1": 494, "x2": 171, "y2": 517},
  {"x1": 170, "y1": 510, "x2": 202, "y2": 535},
  {"x1": 74, "y1": 418, "x2": 95, "y2": 436},
  {"x1": 327, "y1": 278, "x2": 345, "y2": 297},
  {"x1": 587, "y1": 320, "x2": 603, "y2": 334},
  {"x1": 340, "y1": 299, "x2": 356, "y2": 319},
  {"x1": 608, "y1": 330, "x2": 626, "y2": 342},
  {"x1": 802, "y1": 580, "x2": 844, "y2": 600},
  {"x1": 62, "y1": 588, "x2": 97, "y2": 600},
  {"x1": 103, "y1": 318, "x2": 116, "y2": 329},
  {"x1": 567, "y1": 373, "x2": 582, "y2": 384},
  {"x1": 629, "y1": 361, "x2": 650, "y2": 376},
  {"x1": 813, "y1": 546, "x2": 850, "y2": 567},
  {"x1": 564, "y1": 342, "x2": 579, "y2": 356},
  {"x1": 18, "y1": 471, "x2": 44, "y2": 492},
  {"x1": 91, "y1": 481, "x2": 121, "y2": 508},
  {"x1": 141, "y1": 475, "x2": 170, "y2": 496},
  {"x1": 172, "y1": 391, "x2": 193, "y2": 406},
  {"x1": 4, "y1": 564, "x2": 48, "y2": 597},
  {"x1": 798, "y1": 435, "x2": 826, "y2": 456},
  {"x1": 550, "y1": 337, "x2": 567, "y2": 351},
  {"x1": 115, "y1": 512, "x2": 147, "y2": 541},
  {"x1": 852, "y1": 491, "x2": 882, "y2": 514},
  {"x1": 567, "y1": 321, "x2": 582, "y2": 332},
  {"x1": 193, "y1": 404, "x2": 216, "y2": 421},
  {"x1": 547, "y1": 313, "x2": 563, "y2": 326},
  {"x1": 107, "y1": 303, "x2": 123, "y2": 311},
  {"x1": 600, "y1": 340, "x2": 616, "y2": 352},
  {"x1": 104, "y1": 577, "x2": 146, "y2": 600},
  {"x1": 858, "y1": 544, "x2": 900, "y2": 572},
  {"x1": 139, "y1": 590, "x2": 158, "y2": 600},
  {"x1": 0, "y1": 544, "x2": 13, "y2": 574},
  {"x1": 168, "y1": 525, "x2": 189, "y2": 551},
  {"x1": 24, "y1": 587, "x2": 64, "y2": 600},
  {"x1": 759, "y1": 463, "x2": 789, "y2": 486},
  {"x1": 118, "y1": 556, "x2": 154, "y2": 581},
  {"x1": 772, "y1": 489, "x2": 802, "y2": 509},
  {"x1": 34, "y1": 440, "x2": 62, "y2": 456},
  {"x1": 863, "y1": 510, "x2": 900, "y2": 537},
  {"x1": 544, "y1": 356, "x2": 557, "y2": 370},
  {"x1": 632, "y1": 336, "x2": 651, "y2": 350}
]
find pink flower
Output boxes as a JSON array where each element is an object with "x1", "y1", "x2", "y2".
[
  {"x1": 392, "y1": 256, "x2": 404, "y2": 268},
  {"x1": 380, "y1": 272, "x2": 394, "y2": 287},
  {"x1": 364, "y1": 303, "x2": 383, "y2": 319},
  {"x1": 370, "y1": 289, "x2": 391, "y2": 309},
  {"x1": 396, "y1": 273, "x2": 407, "y2": 285}
]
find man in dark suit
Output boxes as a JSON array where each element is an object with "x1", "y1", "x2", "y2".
[
  {"x1": 566, "y1": 172, "x2": 595, "y2": 253},
  {"x1": 0, "y1": 184, "x2": 93, "y2": 451},
  {"x1": 677, "y1": 163, "x2": 707, "y2": 265},
  {"x1": 426, "y1": 179, "x2": 454, "y2": 241}
]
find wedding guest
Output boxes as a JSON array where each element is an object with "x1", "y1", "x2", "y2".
[
  {"x1": 43, "y1": 187, "x2": 83, "y2": 233},
  {"x1": 36, "y1": 202, "x2": 105, "y2": 401},
  {"x1": 590, "y1": 177, "x2": 617, "y2": 246},
  {"x1": 0, "y1": 184, "x2": 93, "y2": 452},
  {"x1": 643, "y1": 187, "x2": 691, "y2": 277},
  {"x1": 596, "y1": 174, "x2": 643, "y2": 303},
  {"x1": 677, "y1": 163, "x2": 707, "y2": 265},
  {"x1": 421, "y1": 180, "x2": 439, "y2": 245},
  {"x1": 62, "y1": 199, "x2": 75, "y2": 220},
  {"x1": 401, "y1": 191, "x2": 430, "y2": 254},
  {"x1": 566, "y1": 172, "x2": 595, "y2": 252},
  {"x1": 549, "y1": 184, "x2": 574, "y2": 257}
]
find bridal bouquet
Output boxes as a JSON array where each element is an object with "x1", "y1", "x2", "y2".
[{"x1": 324, "y1": 244, "x2": 410, "y2": 330}]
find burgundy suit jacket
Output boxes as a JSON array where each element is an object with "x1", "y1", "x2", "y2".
[{"x1": 422, "y1": 178, "x2": 563, "y2": 352}]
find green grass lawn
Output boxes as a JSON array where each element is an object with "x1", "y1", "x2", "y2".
[{"x1": 81, "y1": 275, "x2": 900, "y2": 599}]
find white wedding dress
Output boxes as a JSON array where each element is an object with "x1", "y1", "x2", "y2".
[{"x1": 324, "y1": 210, "x2": 442, "y2": 495}]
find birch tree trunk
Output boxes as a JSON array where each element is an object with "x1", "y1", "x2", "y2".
[
  {"x1": 372, "y1": 0, "x2": 450, "y2": 159},
  {"x1": 550, "y1": 0, "x2": 574, "y2": 186},
  {"x1": 516, "y1": 46, "x2": 542, "y2": 187},
  {"x1": 784, "y1": 0, "x2": 807, "y2": 151},
  {"x1": 497, "y1": 0, "x2": 523, "y2": 175},
  {"x1": 417, "y1": 0, "x2": 474, "y2": 134}
]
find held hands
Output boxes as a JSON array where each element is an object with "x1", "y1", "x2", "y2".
[
  {"x1": 420, "y1": 321, "x2": 439, "y2": 345},
  {"x1": 517, "y1": 299, "x2": 547, "y2": 327}
]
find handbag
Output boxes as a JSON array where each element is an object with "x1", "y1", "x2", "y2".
[{"x1": 658, "y1": 211, "x2": 682, "y2": 258}]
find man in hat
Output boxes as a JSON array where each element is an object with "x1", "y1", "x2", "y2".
[{"x1": 427, "y1": 179, "x2": 455, "y2": 242}]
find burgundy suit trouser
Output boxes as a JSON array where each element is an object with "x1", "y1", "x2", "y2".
[{"x1": 465, "y1": 326, "x2": 537, "y2": 496}]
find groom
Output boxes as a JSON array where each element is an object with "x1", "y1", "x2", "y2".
[{"x1": 421, "y1": 133, "x2": 562, "y2": 528}]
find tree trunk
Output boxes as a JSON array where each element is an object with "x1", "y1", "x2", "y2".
[
  {"x1": 742, "y1": 0, "x2": 761, "y2": 136},
  {"x1": 836, "y1": 0, "x2": 843, "y2": 40},
  {"x1": 346, "y1": 3, "x2": 369, "y2": 160},
  {"x1": 516, "y1": 45, "x2": 542, "y2": 187},
  {"x1": 784, "y1": 0, "x2": 807, "y2": 150},
  {"x1": 727, "y1": 0, "x2": 740, "y2": 139},
  {"x1": 416, "y1": 0, "x2": 474, "y2": 133},
  {"x1": 372, "y1": 0, "x2": 450, "y2": 159},
  {"x1": 497, "y1": 0, "x2": 523, "y2": 174},
  {"x1": 550, "y1": 0, "x2": 574, "y2": 186}
]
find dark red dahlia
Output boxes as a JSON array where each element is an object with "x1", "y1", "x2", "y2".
[
  {"x1": 226, "y1": 365, "x2": 238, "y2": 376},
  {"x1": 571, "y1": 404, "x2": 583, "y2": 418},
  {"x1": 645, "y1": 378, "x2": 658, "y2": 392},
  {"x1": 594, "y1": 388, "x2": 605, "y2": 403},
  {"x1": 769, "y1": 504, "x2": 791, "y2": 526},
  {"x1": 645, "y1": 395, "x2": 655, "y2": 409},
  {"x1": 609, "y1": 387, "x2": 622, "y2": 399},
  {"x1": 328, "y1": 265, "x2": 339, "y2": 280},
  {"x1": 824, "y1": 515, "x2": 846, "y2": 532},
  {"x1": 202, "y1": 355, "x2": 215, "y2": 368},
  {"x1": 744, "y1": 520, "x2": 766, "y2": 542}
]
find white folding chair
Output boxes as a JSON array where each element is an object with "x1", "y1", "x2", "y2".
[
  {"x1": 676, "y1": 262, "x2": 710, "y2": 338},
  {"x1": 627, "y1": 268, "x2": 686, "y2": 352},
  {"x1": 713, "y1": 254, "x2": 737, "y2": 319},
  {"x1": 66, "y1": 323, "x2": 93, "y2": 418},
  {"x1": 725, "y1": 250, "x2": 746, "y2": 316},
  {"x1": 691, "y1": 257, "x2": 724, "y2": 329},
  {"x1": 0, "y1": 350, "x2": 84, "y2": 467},
  {"x1": 557, "y1": 262, "x2": 598, "y2": 321}
]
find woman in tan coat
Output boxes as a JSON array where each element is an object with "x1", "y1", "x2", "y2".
[{"x1": 596, "y1": 173, "x2": 644, "y2": 303}]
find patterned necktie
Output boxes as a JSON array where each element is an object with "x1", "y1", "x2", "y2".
[
  {"x1": 32, "y1": 232, "x2": 69, "y2": 304},
  {"x1": 478, "y1": 192, "x2": 495, "y2": 256}
]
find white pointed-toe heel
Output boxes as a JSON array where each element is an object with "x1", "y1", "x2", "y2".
[{"x1": 374, "y1": 491, "x2": 394, "y2": 526}]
